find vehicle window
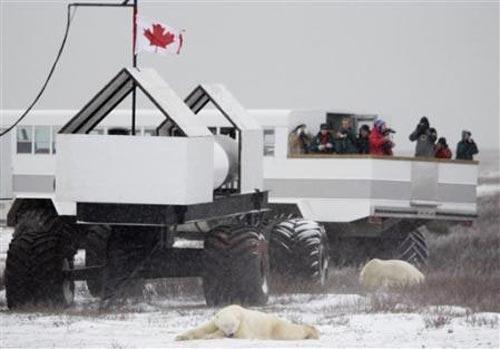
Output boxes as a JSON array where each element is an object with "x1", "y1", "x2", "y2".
[
  {"x1": 263, "y1": 129, "x2": 275, "y2": 156},
  {"x1": 34, "y1": 126, "x2": 51, "y2": 154},
  {"x1": 16, "y1": 126, "x2": 33, "y2": 154},
  {"x1": 208, "y1": 127, "x2": 217, "y2": 135},
  {"x1": 52, "y1": 126, "x2": 61, "y2": 154}
]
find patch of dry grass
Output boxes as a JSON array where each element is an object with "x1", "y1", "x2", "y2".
[
  {"x1": 351, "y1": 193, "x2": 500, "y2": 313},
  {"x1": 465, "y1": 312, "x2": 499, "y2": 328},
  {"x1": 423, "y1": 313, "x2": 452, "y2": 329},
  {"x1": 397, "y1": 273, "x2": 500, "y2": 312}
]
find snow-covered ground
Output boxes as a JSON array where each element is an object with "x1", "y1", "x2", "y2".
[
  {"x1": 0, "y1": 288, "x2": 498, "y2": 348},
  {"x1": 0, "y1": 227, "x2": 499, "y2": 348}
]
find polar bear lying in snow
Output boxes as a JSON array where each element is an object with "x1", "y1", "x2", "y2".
[
  {"x1": 359, "y1": 258, "x2": 425, "y2": 291},
  {"x1": 175, "y1": 304, "x2": 319, "y2": 341}
]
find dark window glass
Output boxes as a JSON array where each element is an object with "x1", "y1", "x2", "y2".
[
  {"x1": 263, "y1": 129, "x2": 275, "y2": 156},
  {"x1": 16, "y1": 126, "x2": 32, "y2": 154}
]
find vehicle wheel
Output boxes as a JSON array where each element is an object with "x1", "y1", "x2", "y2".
[
  {"x1": 203, "y1": 225, "x2": 269, "y2": 306},
  {"x1": 395, "y1": 230, "x2": 428, "y2": 268},
  {"x1": 269, "y1": 218, "x2": 329, "y2": 288},
  {"x1": 5, "y1": 209, "x2": 77, "y2": 309},
  {"x1": 84, "y1": 225, "x2": 110, "y2": 297},
  {"x1": 101, "y1": 230, "x2": 147, "y2": 305}
]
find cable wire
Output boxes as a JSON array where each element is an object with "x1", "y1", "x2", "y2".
[{"x1": 0, "y1": 6, "x2": 77, "y2": 138}]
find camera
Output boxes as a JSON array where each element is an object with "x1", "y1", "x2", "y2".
[{"x1": 383, "y1": 128, "x2": 396, "y2": 135}]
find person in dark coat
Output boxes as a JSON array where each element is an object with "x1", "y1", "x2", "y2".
[
  {"x1": 434, "y1": 137, "x2": 452, "y2": 159},
  {"x1": 310, "y1": 123, "x2": 334, "y2": 153},
  {"x1": 409, "y1": 117, "x2": 437, "y2": 157},
  {"x1": 456, "y1": 130, "x2": 479, "y2": 160},
  {"x1": 357, "y1": 124, "x2": 370, "y2": 154},
  {"x1": 335, "y1": 118, "x2": 358, "y2": 154}
]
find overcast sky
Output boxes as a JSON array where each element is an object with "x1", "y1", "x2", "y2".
[{"x1": 1, "y1": 0, "x2": 498, "y2": 150}]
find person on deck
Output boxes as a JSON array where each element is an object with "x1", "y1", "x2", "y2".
[
  {"x1": 456, "y1": 130, "x2": 479, "y2": 160},
  {"x1": 288, "y1": 124, "x2": 311, "y2": 154},
  {"x1": 335, "y1": 118, "x2": 358, "y2": 154},
  {"x1": 409, "y1": 116, "x2": 437, "y2": 157},
  {"x1": 369, "y1": 119, "x2": 394, "y2": 156},
  {"x1": 357, "y1": 124, "x2": 371, "y2": 154},
  {"x1": 434, "y1": 137, "x2": 452, "y2": 159},
  {"x1": 310, "y1": 123, "x2": 334, "y2": 153}
]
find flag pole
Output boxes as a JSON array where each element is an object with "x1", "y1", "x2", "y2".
[
  {"x1": 67, "y1": 1, "x2": 137, "y2": 133},
  {"x1": 131, "y1": 0, "x2": 138, "y2": 135}
]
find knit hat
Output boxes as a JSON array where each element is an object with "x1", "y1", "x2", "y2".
[
  {"x1": 373, "y1": 119, "x2": 386, "y2": 131},
  {"x1": 420, "y1": 116, "x2": 429, "y2": 126},
  {"x1": 320, "y1": 123, "x2": 329, "y2": 130},
  {"x1": 292, "y1": 124, "x2": 307, "y2": 133},
  {"x1": 360, "y1": 124, "x2": 370, "y2": 133}
]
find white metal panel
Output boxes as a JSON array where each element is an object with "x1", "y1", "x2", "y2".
[
  {"x1": 372, "y1": 159, "x2": 412, "y2": 181},
  {"x1": 240, "y1": 129, "x2": 264, "y2": 192},
  {"x1": 439, "y1": 162, "x2": 479, "y2": 185},
  {"x1": 410, "y1": 162, "x2": 438, "y2": 205},
  {"x1": 293, "y1": 198, "x2": 371, "y2": 222},
  {"x1": 127, "y1": 68, "x2": 212, "y2": 137},
  {"x1": 274, "y1": 127, "x2": 289, "y2": 159},
  {"x1": 264, "y1": 158, "x2": 374, "y2": 180},
  {"x1": 13, "y1": 155, "x2": 56, "y2": 175},
  {"x1": 56, "y1": 134, "x2": 214, "y2": 205},
  {"x1": 264, "y1": 156, "x2": 478, "y2": 222}
]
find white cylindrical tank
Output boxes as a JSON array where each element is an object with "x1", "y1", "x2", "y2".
[
  {"x1": 213, "y1": 135, "x2": 239, "y2": 188},
  {"x1": 213, "y1": 141, "x2": 229, "y2": 188}
]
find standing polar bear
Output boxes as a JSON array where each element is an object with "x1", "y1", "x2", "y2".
[
  {"x1": 359, "y1": 258, "x2": 425, "y2": 291},
  {"x1": 175, "y1": 304, "x2": 319, "y2": 341}
]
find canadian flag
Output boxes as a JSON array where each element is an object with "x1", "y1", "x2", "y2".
[{"x1": 135, "y1": 16, "x2": 184, "y2": 55}]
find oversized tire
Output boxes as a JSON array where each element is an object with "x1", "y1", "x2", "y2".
[
  {"x1": 269, "y1": 218, "x2": 329, "y2": 288},
  {"x1": 84, "y1": 225, "x2": 110, "y2": 297},
  {"x1": 5, "y1": 209, "x2": 77, "y2": 309},
  {"x1": 203, "y1": 225, "x2": 269, "y2": 307},
  {"x1": 395, "y1": 230, "x2": 428, "y2": 268}
]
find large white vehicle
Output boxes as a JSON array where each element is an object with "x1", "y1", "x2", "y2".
[
  {"x1": 203, "y1": 109, "x2": 478, "y2": 269},
  {"x1": 1, "y1": 68, "x2": 478, "y2": 309}
]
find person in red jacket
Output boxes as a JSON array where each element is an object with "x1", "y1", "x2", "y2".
[
  {"x1": 369, "y1": 119, "x2": 394, "y2": 156},
  {"x1": 434, "y1": 137, "x2": 452, "y2": 159}
]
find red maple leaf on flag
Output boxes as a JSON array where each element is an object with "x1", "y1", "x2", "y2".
[{"x1": 143, "y1": 23, "x2": 175, "y2": 49}]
